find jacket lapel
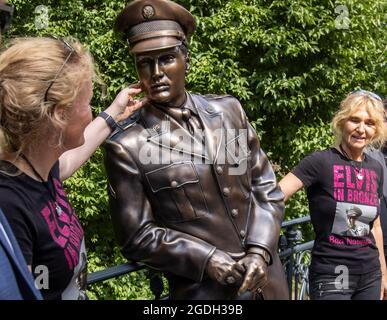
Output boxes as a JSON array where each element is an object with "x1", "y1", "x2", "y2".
[{"x1": 190, "y1": 94, "x2": 223, "y2": 164}]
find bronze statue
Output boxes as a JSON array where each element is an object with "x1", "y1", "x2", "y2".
[{"x1": 105, "y1": 0, "x2": 288, "y2": 299}]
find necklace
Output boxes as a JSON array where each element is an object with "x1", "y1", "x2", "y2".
[
  {"x1": 339, "y1": 144, "x2": 364, "y2": 180},
  {"x1": 20, "y1": 154, "x2": 62, "y2": 215}
]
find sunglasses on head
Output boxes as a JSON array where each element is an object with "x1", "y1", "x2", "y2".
[
  {"x1": 0, "y1": 3, "x2": 14, "y2": 34},
  {"x1": 350, "y1": 89, "x2": 382, "y2": 102},
  {"x1": 44, "y1": 36, "x2": 75, "y2": 102}
]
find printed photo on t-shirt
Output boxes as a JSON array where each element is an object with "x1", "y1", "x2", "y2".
[{"x1": 331, "y1": 202, "x2": 377, "y2": 237}]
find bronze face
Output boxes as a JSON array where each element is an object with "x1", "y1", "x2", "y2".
[{"x1": 135, "y1": 46, "x2": 186, "y2": 108}]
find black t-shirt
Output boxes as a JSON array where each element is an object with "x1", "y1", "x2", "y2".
[
  {"x1": 0, "y1": 161, "x2": 87, "y2": 300},
  {"x1": 292, "y1": 147, "x2": 382, "y2": 274}
]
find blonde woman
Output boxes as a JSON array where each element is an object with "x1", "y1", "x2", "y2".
[
  {"x1": 279, "y1": 90, "x2": 387, "y2": 300},
  {"x1": 0, "y1": 37, "x2": 144, "y2": 299}
]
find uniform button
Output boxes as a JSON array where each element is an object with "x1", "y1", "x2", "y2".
[
  {"x1": 223, "y1": 187, "x2": 230, "y2": 197},
  {"x1": 153, "y1": 124, "x2": 161, "y2": 132},
  {"x1": 207, "y1": 105, "x2": 215, "y2": 114},
  {"x1": 171, "y1": 180, "x2": 178, "y2": 188},
  {"x1": 226, "y1": 276, "x2": 235, "y2": 284},
  {"x1": 240, "y1": 230, "x2": 246, "y2": 238},
  {"x1": 216, "y1": 166, "x2": 223, "y2": 175},
  {"x1": 231, "y1": 209, "x2": 239, "y2": 218}
]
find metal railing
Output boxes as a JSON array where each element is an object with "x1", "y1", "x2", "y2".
[
  {"x1": 87, "y1": 215, "x2": 313, "y2": 300},
  {"x1": 279, "y1": 216, "x2": 313, "y2": 300}
]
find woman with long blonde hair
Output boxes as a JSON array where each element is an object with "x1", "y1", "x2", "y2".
[
  {"x1": 0, "y1": 37, "x2": 144, "y2": 299},
  {"x1": 279, "y1": 90, "x2": 387, "y2": 300}
]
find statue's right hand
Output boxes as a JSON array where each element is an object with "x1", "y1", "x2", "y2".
[{"x1": 206, "y1": 249, "x2": 245, "y2": 285}]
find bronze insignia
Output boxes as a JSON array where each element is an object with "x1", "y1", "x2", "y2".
[{"x1": 142, "y1": 5, "x2": 155, "y2": 19}]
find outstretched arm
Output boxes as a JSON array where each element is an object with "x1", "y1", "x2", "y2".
[
  {"x1": 278, "y1": 172, "x2": 304, "y2": 202},
  {"x1": 59, "y1": 85, "x2": 145, "y2": 181}
]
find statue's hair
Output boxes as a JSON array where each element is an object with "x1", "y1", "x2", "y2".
[
  {"x1": 0, "y1": 37, "x2": 95, "y2": 159},
  {"x1": 178, "y1": 39, "x2": 189, "y2": 59},
  {"x1": 331, "y1": 92, "x2": 385, "y2": 148}
]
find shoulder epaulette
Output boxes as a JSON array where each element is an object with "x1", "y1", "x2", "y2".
[
  {"x1": 109, "y1": 111, "x2": 141, "y2": 138},
  {"x1": 202, "y1": 93, "x2": 233, "y2": 100}
]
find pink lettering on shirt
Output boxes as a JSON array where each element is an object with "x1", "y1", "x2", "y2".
[
  {"x1": 332, "y1": 165, "x2": 379, "y2": 206},
  {"x1": 333, "y1": 165, "x2": 344, "y2": 188},
  {"x1": 39, "y1": 178, "x2": 84, "y2": 270}
]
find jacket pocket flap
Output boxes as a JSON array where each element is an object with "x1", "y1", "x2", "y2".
[{"x1": 145, "y1": 162, "x2": 199, "y2": 193}]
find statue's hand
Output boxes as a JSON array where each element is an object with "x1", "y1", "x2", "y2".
[
  {"x1": 237, "y1": 254, "x2": 268, "y2": 295},
  {"x1": 206, "y1": 249, "x2": 245, "y2": 285}
]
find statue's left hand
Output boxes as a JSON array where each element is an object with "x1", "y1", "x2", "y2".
[{"x1": 237, "y1": 254, "x2": 268, "y2": 295}]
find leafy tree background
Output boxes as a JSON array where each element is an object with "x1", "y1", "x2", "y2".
[{"x1": 3, "y1": 0, "x2": 386, "y2": 299}]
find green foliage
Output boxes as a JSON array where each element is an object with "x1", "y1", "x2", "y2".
[
  {"x1": 4, "y1": 0, "x2": 386, "y2": 299},
  {"x1": 86, "y1": 247, "x2": 155, "y2": 300}
]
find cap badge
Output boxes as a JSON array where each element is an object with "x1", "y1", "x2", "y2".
[{"x1": 142, "y1": 5, "x2": 155, "y2": 19}]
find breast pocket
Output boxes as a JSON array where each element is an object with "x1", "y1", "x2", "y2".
[{"x1": 145, "y1": 161, "x2": 209, "y2": 223}]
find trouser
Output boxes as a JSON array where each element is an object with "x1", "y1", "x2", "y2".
[{"x1": 309, "y1": 269, "x2": 381, "y2": 300}]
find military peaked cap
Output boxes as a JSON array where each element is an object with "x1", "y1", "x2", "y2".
[{"x1": 115, "y1": 0, "x2": 196, "y2": 53}]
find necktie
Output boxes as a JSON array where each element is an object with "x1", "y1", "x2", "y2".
[
  {"x1": 181, "y1": 108, "x2": 199, "y2": 134},
  {"x1": 164, "y1": 106, "x2": 202, "y2": 134},
  {"x1": 159, "y1": 103, "x2": 203, "y2": 144},
  {"x1": 181, "y1": 108, "x2": 204, "y2": 144}
]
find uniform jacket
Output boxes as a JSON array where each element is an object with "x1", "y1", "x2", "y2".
[
  {"x1": 104, "y1": 93, "x2": 288, "y2": 299},
  {"x1": 0, "y1": 209, "x2": 42, "y2": 300}
]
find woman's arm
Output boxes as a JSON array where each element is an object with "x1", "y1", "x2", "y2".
[
  {"x1": 278, "y1": 172, "x2": 304, "y2": 202},
  {"x1": 371, "y1": 216, "x2": 387, "y2": 300},
  {"x1": 59, "y1": 85, "x2": 146, "y2": 181}
]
